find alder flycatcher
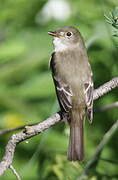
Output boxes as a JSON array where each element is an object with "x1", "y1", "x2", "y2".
[{"x1": 48, "y1": 26, "x2": 93, "y2": 161}]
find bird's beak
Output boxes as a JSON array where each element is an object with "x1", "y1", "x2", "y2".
[{"x1": 48, "y1": 31, "x2": 61, "y2": 38}]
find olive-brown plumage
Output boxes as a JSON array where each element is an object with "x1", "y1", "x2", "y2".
[{"x1": 48, "y1": 26, "x2": 93, "y2": 161}]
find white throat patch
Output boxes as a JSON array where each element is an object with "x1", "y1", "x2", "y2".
[{"x1": 53, "y1": 37, "x2": 68, "y2": 52}]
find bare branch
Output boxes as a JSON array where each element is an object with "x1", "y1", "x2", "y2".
[
  {"x1": 96, "y1": 101, "x2": 118, "y2": 112},
  {"x1": 0, "y1": 113, "x2": 61, "y2": 176},
  {"x1": 0, "y1": 77, "x2": 118, "y2": 176},
  {"x1": 93, "y1": 77, "x2": 118, "y2": 100},
  {"x1": 79, "y1": 120, "x2": 118, "y2": 180},
  {"x1": 9, "y1": 165, "x2": 21, "y2": 180},
  {"x1": 0, "y1": 123, "x2": 38, "y2": 136},
  {"x1": 99, "y1": 157, "x2": 118, "y2": 165}
]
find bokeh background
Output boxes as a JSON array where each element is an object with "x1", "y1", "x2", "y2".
[{"x1": 0, "y1": 0, "x2": 118, "y2": 179}]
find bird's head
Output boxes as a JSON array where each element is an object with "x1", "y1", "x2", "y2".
[{"x1": 48, "y1": 26, "x2": 82, "y2": 52}]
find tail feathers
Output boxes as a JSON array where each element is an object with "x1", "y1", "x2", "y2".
[{"x1": 67, "y1": 120, "x2": 84, "y2": 161}]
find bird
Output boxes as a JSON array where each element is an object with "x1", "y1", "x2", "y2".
[{"x1": 48, "y1": 26, "x2": 93, "y2": 161}]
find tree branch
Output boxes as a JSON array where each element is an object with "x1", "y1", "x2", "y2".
[
  {"x1": 0, "y1": 77, "x2": 118, "y2": 176},
  {"x1": 0, "y1": 113, "x2": 61, "y2": 176},
  {"x1": 93, "y1": 77, "x2": 118, "y2": 100},
  {"x1": 96, "y1": 101, "x2": 118, "y2": 112},
  {"x1": 0, "y1": 123, "x2": 38, "y2": 136},
  {"x1": 79, "y1": 120, "x2": 118, "y2": 180},
  {"x1": 9, "y1": 165, "x2": 21, "y2": 180}
]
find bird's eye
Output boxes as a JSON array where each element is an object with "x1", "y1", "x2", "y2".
[{"x1": 66, "y1": 32, "x2": 72, "y2": 37}]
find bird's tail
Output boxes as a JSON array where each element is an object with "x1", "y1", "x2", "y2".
[{"x1": 67, "y1": 108, "x2": 84, "y2": 161}]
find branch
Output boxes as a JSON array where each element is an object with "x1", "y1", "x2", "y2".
[
  {"x1": 99, "y1": 157, "x2": 118, "y2": 165},
  {"x1": 0, "y1": 77, "x2": 118, "y2": 176},
  {"x1": 79, "y1": 120, "x2": 118, "y2": 180},
  {"x1": 0, "y1": 113, "x2": 61, "y2": 176},
  {"x1": 93, "y1": 77, "x2": 118, "y2": 100},
  {"x1": 9, "y1": 165, "x2": 21, "y2": 180},
  {"x1": 0, "y1": 123, "x2": 38, "y2": 136},
  {"x1": 96, "y1": 101, "x2": 118, "y2": 112}
]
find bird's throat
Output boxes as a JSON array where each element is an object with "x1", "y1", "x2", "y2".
[{"x1": 53, "y1": 37, "x2": 68, "y2": 52}]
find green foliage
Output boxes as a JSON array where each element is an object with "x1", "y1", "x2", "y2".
[
  {"x1": 105, "y1": 7, "x2": 118, "y2": 37},
  {"x1": 0, "y1": 0, "x2": 118, "y2": 180}
]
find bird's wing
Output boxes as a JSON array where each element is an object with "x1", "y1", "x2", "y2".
[
  {"x1": 50, "y1": 53, "x2": 72, "y2": 113},
  {"x1": 84, "y1": 76, "x2": 93, "y2": 123}
]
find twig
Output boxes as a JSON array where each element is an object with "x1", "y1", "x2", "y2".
[
  {"x1": 0, "y1": 123, "x2": 38, "y2": 136},
  {"x1": 79, "y1": 120, "x2": 118, "y2": 180},
  {"x1": 0, "y1": 113, "x2": 61, "y2": 176},
  {"x1": 100, "y1": 157, "x2": 118, "y2": 165},
  {"x1": 0, "y1": 77, "x2": 118, "y2": 176},
  {"x1": 9, "y1": 165, "x2": 21, "y2": 180},
  {"x1": 96, "y1": 101, "x2": 118, "y2": 112},
  {"x1": 93, "y1": 77, "x2": 118, "y2": 100}
]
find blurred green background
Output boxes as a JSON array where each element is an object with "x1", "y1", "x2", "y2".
[{"x1": 0, "y1": 0, "x2": 118, "y2": 180}]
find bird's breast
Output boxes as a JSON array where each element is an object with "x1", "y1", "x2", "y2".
[{"x1": 55, "y1": 49, "x2": 89, "y2": 84}]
